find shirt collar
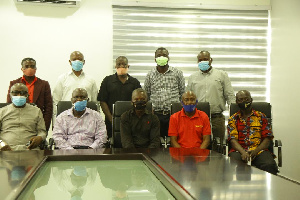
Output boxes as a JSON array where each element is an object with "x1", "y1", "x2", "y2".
[
  {"x1": 112, "y1": 73, "x2": 131, "y2": 82},
  {"x1": 155, "y1": 66, "x2": 174, "y2": 74},
  {"x1": 179, "y1": 108, "x2": 200, "y2": 119},
  {"x1": 68, "y1": 70, "x2": 85, "y2": 77},
  {"x1": 21, "y1": 76, "x2": 38, "y2": 84},
  {"x1": 129, "y1": 108, "x2": 150, "y2": 116},
  {"x1": 200, "y1": 67, "x2": 214, "y2": 75},
  {"x1": 67, "y1": 107, "x2": 90, "y2": 118},
  {"x1": 236, "y1": 109, "x2": 257, "y2": 119}
]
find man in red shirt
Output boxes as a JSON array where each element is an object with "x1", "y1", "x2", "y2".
[
  {"x1": 6, "y1": 58, "x2": 53, "y2": 131},
  {"x1": 168, "y1": 91, "x2": 211, "y2": 148}
]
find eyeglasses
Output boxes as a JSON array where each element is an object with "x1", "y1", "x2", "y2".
[{"x1": 11, "y1": 91, "x2": 28, "y2": 96}]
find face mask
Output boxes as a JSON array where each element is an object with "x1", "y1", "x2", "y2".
[
  {"x1": 12, "y1": 96, "x2": 27, "y2": 107},
  {"x1": 22, "y1": 68, "x2": 36, "y2": 77},
  {"x1": 238, "y1": 101, "x2": 252, "y2": 109},
  {"x1": 182, "y1": 100, "x2": 198, "y2": 113},
  {"x1": 11, "y1": 166, "x2": 26, "y2": 181},
  {"x1": 155, "y1": 56, "x2": 169, "y2": 66},
  {"x1": 133, "y1": 101, "x2": 147, "y2": 110},
  {"x1": 71, "y1": 60, "x2": 84, "y2": 71},
  {"x1": 116, "y1": 68, "x2": 128, "y2": 76},
  {"x1": 198, "y1": 61, "x2": 210, "y2": 71},
  {"x1": 74, "y1": 100, "x2": 87, "y2": 112}
]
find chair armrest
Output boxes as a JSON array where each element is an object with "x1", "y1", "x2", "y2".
[
  {"x1": 48, "y1": 138, "x2": 54, "y2": 150},
  {"x1": 275, "y1": 139, "x2": 282, "y2": 167}
]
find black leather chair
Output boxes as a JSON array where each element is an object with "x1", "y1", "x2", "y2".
[
  {"x1": 170, "y1": 102, "x2": 220, "y2": 150},
  {"x1": 226, "y1": 102, "x2": 282, "y2": 168},
  {"x1": 111, "y1": 101, "x2": 152, "y2": 148},
  {"x1": 49, "y1": 101, "x2": 99, "y2": 149}
]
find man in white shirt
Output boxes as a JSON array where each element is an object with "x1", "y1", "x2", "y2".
[{"x1": 53, "y1": 51, "x2": 98, "y2": 116}]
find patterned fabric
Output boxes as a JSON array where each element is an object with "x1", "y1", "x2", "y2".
[
  {"x1": 227, "y1": 109, "x2": 273, "y2": 154},
  {"x1": 53, "y1": 108, "x2": 107, "y2": 149},
  {"x1": 144, "y1": 67, "x2": 185, "y2": 112},
  {"x1": 187, "y1": 68, "x2": 235, "y2": 114}
]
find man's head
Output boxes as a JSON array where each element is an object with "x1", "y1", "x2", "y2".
[
  {"x1": 10, "y1": 83, "x2": 28, "y2": 107},
  {"x1": 115, "y1": 56, "x2": 129, "y2": 76},
  {"x1": 155, "y1": 47, "x2": 169, "y2": 67},
  {"x1": 181, "y1": 91, "x2": 198, "y2": 113},
  {"x1": 21, "y1": 58, "x2": 37, "y2": 77},
  {"x1": 132, "y1": 88, "x2": 148, "y2": 111},
  {"x1": 197, "y1": 51, "x2": 212, "y2": 72},
  {"x1": 69, "y1": 51, "x2": 85, "y2": 72},
  {"x1": 236, "y1": 90, "x2": 253, "y2": 110},
  {"x1": 71, "y1": 88, "x2": 89, "y2": 112}
]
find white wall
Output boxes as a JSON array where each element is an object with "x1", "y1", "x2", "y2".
[
  {"x1": 1, "y1": 0, "x2": 299, "y2": 182},
  {"x1": 270, "y1": 0, "x2": 300, "y2": 182}
]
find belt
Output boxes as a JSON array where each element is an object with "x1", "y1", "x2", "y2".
[
  {"x1": 154, "y1": 110, "x2": 170, "y2": 115},
  {"x1": 211, "y1": 113, "x2": 223, "y2": 118},
  {"x1": 73, "y1": 146, "x2": 89, "y2": 149}
]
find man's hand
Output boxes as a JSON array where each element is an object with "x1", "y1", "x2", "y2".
[
  {"x1": 0, "y1": 145, "x2": 12, "y2": 151},
  {"x1": 241, "y1": 151, "x2": 250, "y2": 162},
  {"x1": 28, "y1": 136, "x2": 43, "y2": 150},
  {"x1": 248, "y1": 149, "x2": 259, "y2": 160}
]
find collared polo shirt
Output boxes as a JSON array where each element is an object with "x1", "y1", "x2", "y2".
[
  {"x1": 98, "y1": 73, "x2": 141, "y2": 112},
  {"x1": 168, "y1": 108, "x2": 211, "y2": 148}
]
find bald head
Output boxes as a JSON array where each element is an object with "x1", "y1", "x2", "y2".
[
  {"x1": 182, "y1": 91, "x2": 197, "y2": 105},
  {"x1": 71, "y1": 88, "x2": 88, "y2": 103},
  {"x1": 10, "y1": 83, "x2": 28, "y2": 94},
  {"x1": 70, "y1": 51, "x2": 84, "y2": 60},
  {"x1": 132, "y1": 88, "x2": 148, "y2": 101}
]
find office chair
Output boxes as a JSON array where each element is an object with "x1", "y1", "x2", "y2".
[
  {"x1": 49, "y1": 101, "x2": 99, "y2": 149},
  {"x1": 111, "y1": 101, "x2": 152, "y2": 148},
  {"x1": 226, "y1": 102, "x2": 282, "y2": 168},
  {"x1": 170, "y1": 102, "x2": 220, "y2": 151}
]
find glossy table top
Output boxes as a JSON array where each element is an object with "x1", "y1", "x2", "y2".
[{"x1": 0, "y1": 148, "x2": 299, "y2": 200}]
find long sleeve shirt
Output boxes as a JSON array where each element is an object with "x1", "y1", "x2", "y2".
[
  {"x1": 0, "y1": 104, "x2": 46, "y2": 149},
  {"x1": 53, "y1": 108, "x2": 107, "y2": 149},
  {"x1": 187, "y1": 68, "x2": 235, "y2": 114},
  {"x1": 144, "y1": 67, "x2": 185, "y2": 112},
  {"x1": 120, "y1": 109, "x2": 160, "y2": 148}
]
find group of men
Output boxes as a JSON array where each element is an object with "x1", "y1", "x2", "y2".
[{"x1": 0, "y1": 48, "x2": 278, "y2": 174}]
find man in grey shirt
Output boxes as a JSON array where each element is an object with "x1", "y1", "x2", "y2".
[
  {"x1": 0, "y1": 83, "x2": 47, "y2": 151},
  {"x1": 187, "y1": 50, "x2": 235, "y2": 145}
]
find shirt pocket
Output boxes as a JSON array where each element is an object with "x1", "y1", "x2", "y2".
[
  {"x1": 195, "y1": 125, "x2": 204, "y2": 137},
  {"x1": 214, "y1": 79, "x2": 223, "y2": 92}
]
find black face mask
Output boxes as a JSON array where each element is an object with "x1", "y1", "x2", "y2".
[
  {"x1": 133, "y1": 101, "x2": 147, "y2": 110},
  {"x1": 238, "y1": 101, "x2": 252, "y2": 110}
]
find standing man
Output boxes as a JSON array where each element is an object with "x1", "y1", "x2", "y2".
[
  {"x1": 98, "y1": 56, "x2": 141, "y2": 138},
  {"x1": 227, "y1": 90, "x2": 278, "y2": 174},
  {"x1": 144, "y1": 47, "x2": 185, "y2": 138},
  {"x1": 168, "y1": 91, "x2": 211, "y2": 149},
  {"x1": 0, "y1": 83, "x2": 47, "y2": 151},
  {"x1": 6, "y1": 58, "x2": 53, "y2": 131},
  {"x1": 120, "y1": 88, "x2": 160, "y2": 148},
  {"x1": 187, "y1": 50, "x2": 235, "y2": 143},
  {"x1": 53, "y1": 88, "x2": 107, "y2": 149},
  {"x1": 53, "y1": 51, "x2": 98, "y2": 116}
]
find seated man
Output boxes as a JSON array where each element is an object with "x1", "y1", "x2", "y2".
[
  {"x1": 120, "y1": 88, "x2": 160, "y2": 148},
  {"x1": 168, "y1": 91, "x2": 211, "y2": 148},
  {"x1": 53, "y1": 88, "x2": 107, "y2": 149},
  {"x1": 227, "y1": 90, "x2": 278, "y2": 174},
  {"x1": 0, "y1": 83, "x2": 46, "y2": 151}
]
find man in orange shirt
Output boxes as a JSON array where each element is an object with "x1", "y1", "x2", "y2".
[
  {"x1": 7, "y1": 58, "x2": 53, "y2": 131},
  {"x1": 168, "y1": 91, "x2": 211, "y2": 148}
]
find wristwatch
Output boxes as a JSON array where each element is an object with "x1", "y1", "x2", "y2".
[{"x1": 0, "y1": 140, "x2": 7, "y2": 148}]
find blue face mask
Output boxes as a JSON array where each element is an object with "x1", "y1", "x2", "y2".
[
  {"x1": 198, "y1": 61, "x2": 210, "y2": 71},
  {"x1": 11, "y1": 166, "x2": 26, "y2": 181},
  {"x1": 182, "y1": 100, "x2": 198, "y2": 113},
  {"x1": 12, "y1": 96, "x2": 27, "y2": 107},
  {"x1": 74, "y1": 100, "x2": 87, "y2": 112},
  {"x1": 71, "y1": 60, "x2": 84, "y2": 71}
]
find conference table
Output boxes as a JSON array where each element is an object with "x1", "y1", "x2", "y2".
[{"x1": 0, "y1": 148, "x2": 299, "y2": 200}]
